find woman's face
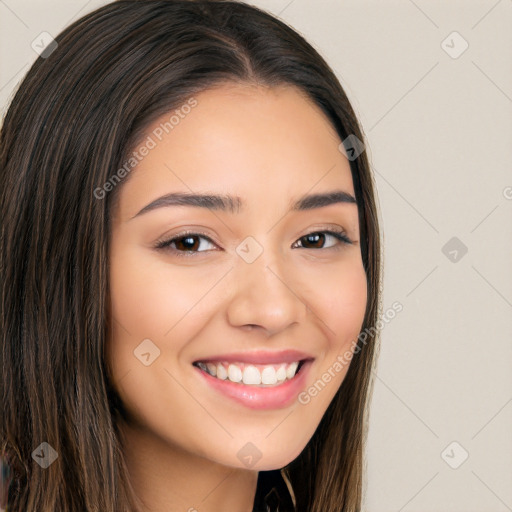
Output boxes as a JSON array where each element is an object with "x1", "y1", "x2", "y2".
[{"x1": 108, "y1": 82, "x2": 367, "y2": 470}]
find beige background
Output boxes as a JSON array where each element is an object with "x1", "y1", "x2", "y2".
[{"x1": 1, "y1": 1, "x2": 511, "y2": 511}]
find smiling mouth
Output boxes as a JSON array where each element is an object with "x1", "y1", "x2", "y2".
[{"x1": 192, "y1": 359, "x2": 308, "y2": 387}]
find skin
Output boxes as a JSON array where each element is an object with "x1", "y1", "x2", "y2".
[{"x1": 107, "y1": 82, "x2": 368, "y2": 512}]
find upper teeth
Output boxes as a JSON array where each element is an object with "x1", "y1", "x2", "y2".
[{"x1": 196, "y1": 361, "x2": 300, "y2": 386}]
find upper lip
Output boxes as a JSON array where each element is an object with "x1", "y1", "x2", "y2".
[{"x1": 193, "y1": 349, "x2": 314, "y2": 365}]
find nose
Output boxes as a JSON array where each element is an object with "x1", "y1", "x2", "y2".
[{"x1": 225, "y1": 253, "x2": 308, "y2": 337}]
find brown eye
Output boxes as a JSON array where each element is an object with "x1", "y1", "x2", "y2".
[
  {"x1": 155, "y1": 228, "x2": 352, "y2": 258},
  {"x1": 294, "y1": 230, "x2": 352, "y2": 250},
  {"x1": 155, "y1": 232, "x2": 217, "y2": 256},
  {"x1": 300, "y1": 233, "x2": 325, "y2": 249},
  {"x1": 173, "y1": 235, "x2": 201, "y2": 251}
]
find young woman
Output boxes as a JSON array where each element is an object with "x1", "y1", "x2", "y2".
[{"x1": 0, "y1": 1, "x2": 382, "y2": 511}]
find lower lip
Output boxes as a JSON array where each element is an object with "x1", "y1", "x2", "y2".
[{"x1": 193, "y1": 360, "x2": 313, "y2": 410}]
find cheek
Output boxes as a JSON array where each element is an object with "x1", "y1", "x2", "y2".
[
  {"x1": 109, "y1": 246, "x2": 210, "y2": 338},
  {"x1": 106, "y1": 245, "x2": 191, "y2": 392},
  {"x1": 319, "y1": 259, "x2": 368, "y2": 347},
  {"x1": 106, "y1": 246, "x2": 212, "y2": 435},
  {"x1": 293, "y1": 260, "x2": 367, "y2": 423}
]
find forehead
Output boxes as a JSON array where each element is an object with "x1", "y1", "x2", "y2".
[{"x1": 114, "y1": 82, "x2": 355, "y2": 220}]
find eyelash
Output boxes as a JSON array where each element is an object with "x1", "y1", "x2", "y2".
[{"x1": 154, "y1": 228, "x2": 353, "y2": 258}]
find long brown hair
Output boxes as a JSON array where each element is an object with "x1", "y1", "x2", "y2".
[{"x1": 0, "y1": 1, "x2": 382, "y2": 510}]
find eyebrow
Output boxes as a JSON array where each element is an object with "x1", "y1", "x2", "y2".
[{"x1": 130, "y1": 190, "x2": 357, "y2": 219}]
